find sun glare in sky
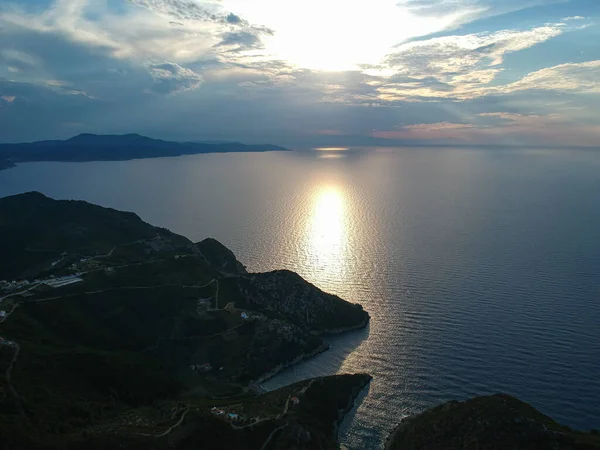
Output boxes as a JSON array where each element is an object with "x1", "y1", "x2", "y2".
[
  {"x1": 222, "y1": 0, "x2": 459, "y2": 71},
  {"x1": 2, "y1": 0, "x2": 598, "y2": 146}
]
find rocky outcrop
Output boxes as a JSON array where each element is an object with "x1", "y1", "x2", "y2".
[
  {"x1": 385, "y1": 394, "x2": 600, "y2": 450},
  {"x1": 226, "y1": 270, "x2": 370, "y2": 334},
  {"x1": 195, "y1": 237, "x2": 247, "y2": 274}
]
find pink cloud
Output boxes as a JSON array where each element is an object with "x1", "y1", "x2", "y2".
[{"x1": 372, "y1": 114, "x2": 600, "y2": 147}]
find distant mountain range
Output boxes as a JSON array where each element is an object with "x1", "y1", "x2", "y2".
[{"x1": 0, "y1": 133, "x2": 288, "y2": 168}]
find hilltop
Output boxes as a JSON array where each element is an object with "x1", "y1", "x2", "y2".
[
  {"x1": 385, "y1": 394, "x2": 600, "y2": 450},
  {"x1": 0, "y1": 192, "x2": 369, "y2": 449},
  {"x1": 0, "y1": 134, "x2": 288, "y2": 168}
]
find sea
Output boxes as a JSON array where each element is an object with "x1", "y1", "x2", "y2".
[{"x1": 1, "y1": 147, "x2": 599, "y2": 449}]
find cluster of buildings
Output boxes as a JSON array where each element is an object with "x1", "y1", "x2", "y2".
[
  {"x1": 0, "y1": 336, "x2": 17, "y2": 347},
  {"x1": 1, "y1": 273, "x2": 83, "y2": 293},
  {"x1": 210, "y1": 407, "x2": 240, "y2": 421},
  {"x1": 190, "y1": 363, "x2": 212, "y2": 373},
  {"x1": 196, "y1": 298, "x2": 213, "y2": 313},
  {"x1": 222, "y1": 302, "x2": 262, "y2": 321},
  {"x1": 0, "y1": 279, "x2": 31, "y2": 291},
  {"x1": 42, "y1": 275, "x2": 83, "y2": 288}
]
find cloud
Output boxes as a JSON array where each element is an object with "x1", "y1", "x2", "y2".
[
  {"x1": 0, "y1": 49, "x2": 40, "y2": 72},
  {"x1": 225, "y1": 13, "x2": 242, "y2": 25},
  {"x1": 376, "y1": 21, "x2": 592, "y2": 101},
  {"x1": 0, "y1": 77, "x2": 103, "y2": 141},
  {"x1": 397, "y1": 0, "x2": 485, "y2": 17},
  {"x1": 0, "y1": 0, "x2": 598, "y2": 148},
  {"x1": 387, "y1": 24, "x2": 565, "y2": 74},
  {"x1": 126, "y1": 0, "x2": 273, "y2": 52},
  {"x1": 397, "y1": 0, "x2": 563, "y2": 18},
  {"x1": 127, "y1": 0, "x2": 227, "y2": 23},
  {"x1": 372, "y1": 121, "x2": 475, "y2": 140},
  {"x1": 217, "y1": 31, "x2": 262, "y2": 50},
  {"x1": 499, "y1": 60, "x2": 600, "y2": 94},
  {"x1": 216, "y1": 26, "x2": 274, "y2": 51},
  {"x1": 371, "y1": 112, "x2": 600, "y2": 146},
  {"x1": 146, "y1": 62, "x2": 203, "y2": 94},
  {"x1": 0, "y1": 0, "x2": 265, "y2": 64},
  {"x1": 395, "y1": 0, "x2": 561, "y2": 29}
]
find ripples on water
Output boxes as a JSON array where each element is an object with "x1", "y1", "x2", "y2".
[{"x1": 1, "y1": 147, "x2": 599, "y2": 449}]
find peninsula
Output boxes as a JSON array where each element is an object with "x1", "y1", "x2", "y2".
[
  {"x1": 0, "y1": 134, "x2": 288, "y2": 169},
  {"x1": 0, "y1": 192, "x2": 368, "y2": 449}
]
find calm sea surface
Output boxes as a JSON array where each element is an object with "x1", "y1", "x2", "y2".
[{"x1": 1, "y1": 148, "x2": 599, "y2": 448}]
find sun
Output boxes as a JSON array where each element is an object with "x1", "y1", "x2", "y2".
[{"x1": 222, "y1": 0, "x2": 452, "y2": 71}]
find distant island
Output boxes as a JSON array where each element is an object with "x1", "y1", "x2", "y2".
[{"x1": 0, "y1": 133, "x2": 288, "y2": 169}]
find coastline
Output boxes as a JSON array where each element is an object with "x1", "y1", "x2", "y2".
[
  {"x1": 384, "y1": 411, "x2": 420, "y2": 450},
  {"x1": 0, "y1": 161, "x2": 15, "y2": 171},
  {"x1": 384, "y1": 420, "x2": 406, "y2": 450},
  {"x1": 251, "y1": 342, "x2": 331, "y2": 391},
  {"x1": 316, "y1": 314, "x2": 370, "y2": 336},
  {"x1": 334, "y1": 374, "x2": 372, "y2": 440},
  {"x1": 0, "y1": 148, "x2": 290, "y2": 166},
  {"x1": 253, "y1": 313, "x2": 370, "y2": 392}
]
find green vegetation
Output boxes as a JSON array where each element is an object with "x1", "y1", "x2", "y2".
[{"x1": 0, "y1": 192, "x2": 370, "y2": 449}]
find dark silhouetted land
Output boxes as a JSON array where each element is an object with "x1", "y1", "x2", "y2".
[{"x1": 0, "y1": 134, "x2": 287, "y2": 168}]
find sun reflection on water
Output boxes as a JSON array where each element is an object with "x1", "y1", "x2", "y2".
[{"x1": 304, "y1": 185, "x2": 349, "y2": 289}]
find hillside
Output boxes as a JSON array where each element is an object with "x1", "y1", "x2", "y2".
[
  {"x1": 0, "y1": 133, "x2": 288, "y2": 166},
  {"x1": 385, "y1": 394, "x2": 600, "y2": 450},
  {"x1": 0, "y1": 192, "x2": 369, "y2": 449}
]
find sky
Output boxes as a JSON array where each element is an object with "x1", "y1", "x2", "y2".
[{"x1": 1, "y1": 0, "x2": 599, "y2": 148}]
